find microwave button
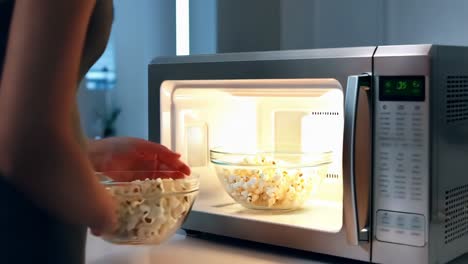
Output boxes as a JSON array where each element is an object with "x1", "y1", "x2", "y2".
[
  {"x1": 412, "y1": 122, "x2": 422, "y2": 127},
  {"x1": 380, "y1": 121, "x2": 391, "y2": 126},
  {"x1": 379, "y1": 228, "x2": 391, "y2": 233},
  {"x1": 411, "y1": 215, "x2": 422, "y2": 223},
  {"x1": 394, "y1": 186, "x2": 406, "y2": 191},
  {"x1": 411, "y1": 193, "x2": 423, "y2": 199},
  {"x1": 411, "y1": 177, "x2": 422, "y2": 184},
  {"x1": 396, "y1": 215, "x2": 405, "y2": 225},
  {"x1": 394, "y1": 179, "x2": 406, "y2": 185},
  {"x1": 376, "y1": 210, "x2": 425, "y2": 247},
  {"x1": 380, "y1": 151, "x2": 390, "y2": 156},
  {"x1": 395, "y1": 120, "x2": 406, "y2": 126},
  {"x1": 382, "y1": 142, "x2": 392, "y2": 147}
]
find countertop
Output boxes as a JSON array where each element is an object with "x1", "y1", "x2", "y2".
[
  {"x1": 86, "y1": 231, "x2": 468, "y2": 264},
  {"x1": 85, "y1": 230, "x2": 364, "y2": 264}
]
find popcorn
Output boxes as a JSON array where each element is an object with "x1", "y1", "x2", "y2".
[
  {"x1": 103, "y1": 177, "x2": 197, "y2": 244},
  {"x1": 216, "y1": 155, "x2": 322, "y2": 210}
]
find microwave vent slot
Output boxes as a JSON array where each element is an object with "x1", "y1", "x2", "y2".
[
  {"x1": 444, "y1": 183, "x2": 468, "y2": 244},
  {"x1": 446, "y1": 76, "x2": 468, "y2": 123},
  {"x1": 311, "y1": 111, "x2": 340, "y2": 116},
  {"x1": 326, "y1": 173, "x2": 339, "y2": 179}
]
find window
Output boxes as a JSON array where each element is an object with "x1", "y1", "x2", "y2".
[
  {"x1": 176, "y1": 0, "x2": 190, "y2": 55},
  {"x1": 85, "y1": 33, "x2": 116, "y2": 90}
]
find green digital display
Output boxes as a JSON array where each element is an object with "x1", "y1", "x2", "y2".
[{"x1": 379, "y1": 76, "x2": 425, "y2": 101}]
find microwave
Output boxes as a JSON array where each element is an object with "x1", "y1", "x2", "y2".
[{"x1": 148, "y1": 45, "x2": 468, "y2": 264}]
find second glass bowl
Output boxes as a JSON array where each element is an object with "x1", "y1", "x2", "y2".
[{"x1": 210, "y1": 148, "x2": 333, "y2": 211}]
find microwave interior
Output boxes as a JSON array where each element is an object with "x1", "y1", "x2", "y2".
[{"x1": 160, "y1": 78, "x2": 346, "y2": 233}]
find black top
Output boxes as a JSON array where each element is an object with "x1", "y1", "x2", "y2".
[
  {"x1": 0, "y1": 176, "x2": 87, "y2": 264},
  {"x1": 0, "y1": 0, "x2": 13, "y2": 74}
]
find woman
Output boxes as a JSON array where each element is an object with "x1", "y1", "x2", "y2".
[{"x1": 0, "y1": 1, "x2": 189, "y2": 263}]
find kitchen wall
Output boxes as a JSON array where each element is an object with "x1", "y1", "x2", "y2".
[
  {"x1": 77, "y1": 82, "x2": 108, "y2": 139},
  {"x1": 193, "y1": 0, "x2": 468, "y2": 52},
  {"x1": 217, "y1": 0, "x2": 281, "y2": 52},
  {"x1": 280, "y1": 0, "x2": 468, "y2": 49},
  {"x1": 80, "y1": 0, "x2": 468, "y2": 139},
  {"x1": 190, "y1": 0, "x2": 468, "y2": 54},
  {"x1": 190, "y1": 0, "x2": 217, "y2": 54},
  {"x1": 111, "y1": 0, "x2": 176, "y2": 139},
  {"x1": 187, "y1": 0, "x2": 384, "y2": 53},
  {"x1": 384, "y1": 0, "x2": 468, "y2": 46},
  {"x1": 280, "y1": 0, "x2": 384, "y2": 49},
  {"x1": 190, "y1": 0, "x2": 281, "y2": 54}
]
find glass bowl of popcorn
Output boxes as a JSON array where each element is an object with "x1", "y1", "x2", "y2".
[
  {"x1": 210, "y1": 148, "x2": 333, "y2": 211},
  {"x1": 98, "y1": 171, "x2": 199, "y2": 245}
]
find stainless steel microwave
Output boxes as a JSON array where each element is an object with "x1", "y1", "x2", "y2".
[{"x1": 148, "y1": 45, "x2": 468, "y2": 264}]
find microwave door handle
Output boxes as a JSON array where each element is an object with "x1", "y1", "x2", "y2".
[{"x1": 343, "y1": 74, "x2": 369, "y2": 246}]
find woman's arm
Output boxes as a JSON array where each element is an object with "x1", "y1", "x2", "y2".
[
  {"x1": 0, "y1": 0, "x2": 115, "y2": 233},
  {"x1": 72, "y1": 101, "x2": 88, "y2": 149}
]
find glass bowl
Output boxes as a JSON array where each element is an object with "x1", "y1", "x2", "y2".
[
  {"x1": 98, "y1": 171, "x2": 199, "y2": 245},
  {"x1": 210, "y1": 148, "x2": 333, "y2": 211}
]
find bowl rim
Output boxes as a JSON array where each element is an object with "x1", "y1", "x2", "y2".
[
  {"x1": 97, "y1": 171, "x2": 200, "y2": 191},
  {"x1": 102, "y1": 186, "x2": 199, "y2": 197},
  {"x1": 209, "y1": 147, "x2": 333, "y2": 168},
  {"x1": 210, "y1": 147, "x2": 333, "y2": 156}
]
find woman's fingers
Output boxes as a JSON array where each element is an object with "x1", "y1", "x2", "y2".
[
  {"x1": 153, "y1": 170, "x2": 186, "y2": 179},
  {"x1": 138, "y1": 149, "x2": 190, "y2": 175},
  {"x1": 156, "y1": 154, "x2": 191, "y2": 175},
  {"x1": 95, "y1": 137, "x2": 191, "y2": 180},
  {"x1": 135, "y1": 139, "x2": 180, "y2": 159}
]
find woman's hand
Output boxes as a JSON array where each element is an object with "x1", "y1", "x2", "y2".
[
  {"x1": 88, "y1": 137, "x2": 191, "y2": 181},
  {"x1": 87, "y1": 137, "x2": 190, "y2": 236}
]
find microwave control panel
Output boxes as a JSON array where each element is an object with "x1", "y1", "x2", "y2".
[{"x1": 373, "y1": 76, "x2": 429, "y2": 247}]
